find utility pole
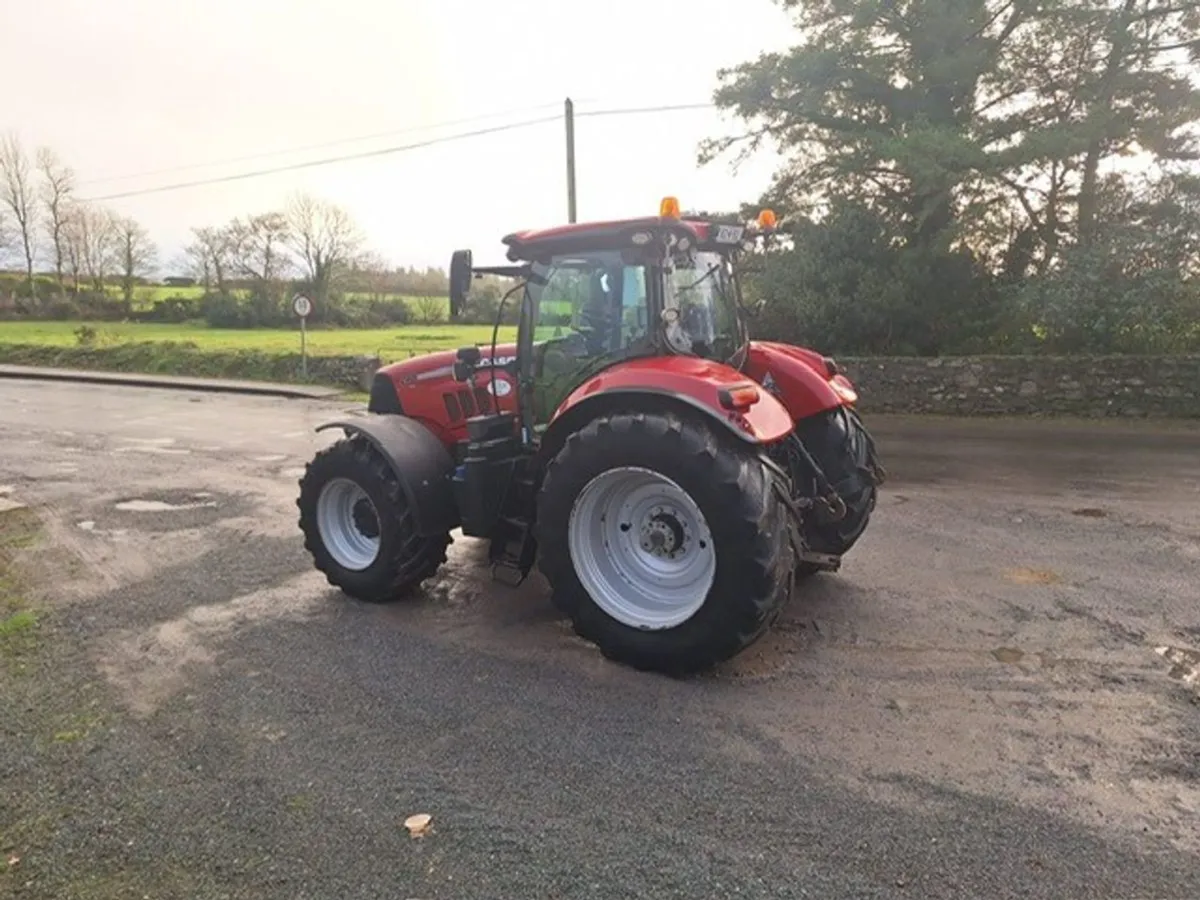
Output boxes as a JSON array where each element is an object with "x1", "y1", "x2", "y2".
[{"x1": 565, "y1": 97, "x2": 577, "y2": 223}]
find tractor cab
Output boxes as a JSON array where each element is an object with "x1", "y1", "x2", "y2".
[{"x1": 449, "y1": 197, "x2": 780, "y2": 439}]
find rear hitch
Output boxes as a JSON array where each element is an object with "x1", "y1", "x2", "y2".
[{"x1": 798, "y1": 550, "x2": 841, "y2": 572}]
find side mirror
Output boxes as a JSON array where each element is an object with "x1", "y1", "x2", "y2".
[{"x1": 449, "y1": 249, "x2": 473, "y2": 319}]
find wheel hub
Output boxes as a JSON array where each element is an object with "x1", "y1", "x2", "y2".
[
  {"x1": 352, "y1": 498, "x2": 380, "y2": 538},
  {"x1": 567, "y1": 467, "x2": 717, "y2": 631},
  {"x1": 316, "y1": 478, "x2": 382, "y2": 572},
  {"x1": 639, "y1": 509, "x2": 687, "y2": 559}
]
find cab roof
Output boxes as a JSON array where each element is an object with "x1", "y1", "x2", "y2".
[{"x1": 501, "y1": 215, "x2": 733, "y2": 263}]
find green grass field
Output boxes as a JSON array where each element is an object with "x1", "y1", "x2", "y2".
[{"x1": 0, "y1": 321, "x2": 518, "y2": 361}]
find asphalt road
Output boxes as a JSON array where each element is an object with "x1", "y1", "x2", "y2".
[{"x1": 2, "y1": 379, "x2": 1199, "y2": 899}]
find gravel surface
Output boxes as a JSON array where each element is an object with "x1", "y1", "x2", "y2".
[{"x1": 1, "y1": 380, "x2": 1198, "y2": 899}]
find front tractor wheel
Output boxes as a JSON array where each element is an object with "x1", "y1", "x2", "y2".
[
  {"x1": 297, "y1": 437, "x2": 449, "y2": 603},
  {"x1": 536, "y1": 411, "x2": 795, "y2": 674}
]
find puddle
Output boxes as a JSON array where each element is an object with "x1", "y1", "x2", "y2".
[
  {"x1": 0, "y1": 497, "x2": 28, "y2": 514},
  {"x1": 1156, "y1": 645, "x2": 1200, "y2": 687},
  {"x1": 115, "y1": 499, "x2": 218, "y2": 513},
  {"x1": 254, "y1": 454, "x2": 288, "y2": 463},
  {"x1": 1005, "y1": 568, "x2": 1062, "y2": 585},
  {"x1": 78, "y1": 520, "x2": 96, "y2": 531},
  {"x1": 114, "y1": 445, "x2": 192, "y2": 456},
  {"x1": 992, "y1": 647, "x2": 1025, "y2": 664},
  {"x1": 1072, "y1": 508, "x2": 1108, "y2": 518},
  {"x1": 281, "y1": 467, "x2": 307, "y2": 479}
]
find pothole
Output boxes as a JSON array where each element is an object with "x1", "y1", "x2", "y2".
[
  {"x1": 1005, "y1": 568, "x2": 1062, "y2": 585},
  {"x1": 1156, "y1": 645, "x2": 1200, "y2": 689},
  {"x1": 101, "y1": 490, "x2": 239, "y2": 533},
  {"x1": 992, "y1": 647, "x2": 1025, "y2": 664},
  {"x1": 114, "y1": 499, "x2": 217, "y2": 513},
  {"x1": 1072, "y1": 508, "x2": 1108, "y2": 518}
]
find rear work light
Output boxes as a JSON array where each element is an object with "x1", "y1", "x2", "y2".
[
  {"x1": 831, "y1": 376, "x2": 858, "y2": 405},
  {"x1": 718, "y1": 383, "x2": 761, "y2": 411}
]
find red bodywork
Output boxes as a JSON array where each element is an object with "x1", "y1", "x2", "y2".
[
  {"x1": 373, "y1": 339, "x2": 859, "y2": 450},
  {"x1": 552, "y1": 355, "x2": 794, "y2": 443}
]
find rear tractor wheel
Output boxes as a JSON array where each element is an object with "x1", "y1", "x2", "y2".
[
  {"x1": 297, "y1": 436, "x2": 450, "y2": 602},
  {"x1": 536, "y1": 411, "x2": 795, "y2": 674}
]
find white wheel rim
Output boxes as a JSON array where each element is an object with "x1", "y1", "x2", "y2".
[
  {"x1": 567, "y1": 466, "x2": 716, "y2": 630},
  {"x1": 316, "y1": 477, "x2": 381, "y2": 571}
]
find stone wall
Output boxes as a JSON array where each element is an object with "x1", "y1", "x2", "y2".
[
  {"x1": 839, "y1": 355, "x2": 1200, "y2": 418},
  {"x1": 4, "y1": 339, "x2": 1198, "y2": 416}
]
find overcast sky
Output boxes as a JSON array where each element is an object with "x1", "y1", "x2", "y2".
[{"x1": 1, "y1": 0, "x2": 795, "y2": 273}]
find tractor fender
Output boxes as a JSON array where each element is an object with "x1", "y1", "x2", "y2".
[
  {"x1": 540, "y1": 356, "x2": 794, "y2": 461},
  {"x1": 316, "y1": 414, "x2": 459, "y2": 536},
  {"x1": 744, "y1": 341, "x2": 846, "y2": 420}
]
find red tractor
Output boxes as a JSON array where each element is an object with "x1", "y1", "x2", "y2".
[{"x1": 297, "y1": 198, "x2": 884, "y2": 673}]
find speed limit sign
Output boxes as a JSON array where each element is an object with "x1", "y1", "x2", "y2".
[{"x1": 292, "y1": 294, "x2": 312, "y2": 318}]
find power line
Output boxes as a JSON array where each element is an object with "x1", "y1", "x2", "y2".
[
  {"x1": 78, "y1": 101, "x2": 717, "y2": 203},
  {"x1": 77, "y1": 99, "x2": 589, "y2": 187}
]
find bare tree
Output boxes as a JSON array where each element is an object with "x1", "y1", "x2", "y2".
[
  {"x1": 37, "y1": 147, "x2": 74, "y2": 295},
  {"x1": 352, "y1": 250, "x2": 394, "y2": 301},
  {"x1": 65, "y1": 203, "x2": 119, "y2": 293},
  {"x1": 183, "y1": 225, "x2": 234, "y2": 294},
  {"x1": 0, "y1": 133, "x2": 38, "y2": 297},
  {"x1": 228, "y1": 212, "x2": 291, "y2": 285},
  {"x1": 61, "y1": 204, "x2": 83, "y2": 293},
  {"x1": 286, "y1": 192, "x2": 364, "y2": 313},
  {"x1": 0, "y1": 206, "x2": 13, "y2": 264},
  {"x1": 114, "y1": 216, "x2": 157, "y2": 309}
]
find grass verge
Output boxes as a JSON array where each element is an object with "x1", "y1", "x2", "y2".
[
  {"x1": 0, "y1": 321, "x2": 516, "y2": 358},
  {"x1": 0, "y1": 506, "x2": 43, "y2": 666},
  {"x1": 0, "y1": 322, "x2": 518, "y2": 388}
]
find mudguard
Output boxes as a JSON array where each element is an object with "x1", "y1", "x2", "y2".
[
  {"x1": 316, "y1": 414, "x2": 459, "y2": 536},
  {"x1": 542, "y1": 356, "x2": 794, "y2": 455},
  {"x1": 744, "y1": 341, "x2": 846, "y2": 420}
]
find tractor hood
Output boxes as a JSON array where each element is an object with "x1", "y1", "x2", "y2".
[{"x1": 378, "y1": 343, "x2": 520, "y2": 385}]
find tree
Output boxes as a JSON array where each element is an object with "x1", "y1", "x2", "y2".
[
  {"x1": 37, "y1": 147, "x2": 74, "y2": 295},
  {"x1": 0, "y1": 206, "x2": 13, "y2": 265},
  {"x1": 286, "y1": 192, "x2": 364, "y2": 315},
  {"x1": 65, "y1": 203, "x2": 118, "y2": 293},
  {"x1": 350, "y1": 250, "x2": 395, "y2": 301},
  {"x1": 184, "y1": 225, "x2": 233, "y2": 293},
  {"x1": 704, "y1": 0, "x2": 1200, "y2": 354},
  {"x1": 227, "y1": 212, "x2": 291, "y2": 285},
  {"x1": 0, "y1": 133, "x2": 38, "y2": 296},
  {"x1": 113, "y1": 217, "x2": 157, "y2": 308}
]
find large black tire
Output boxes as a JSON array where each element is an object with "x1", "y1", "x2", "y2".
[
  {"x1": 797, "y1": 406, "x2": 878, "y2": 556},
  {"x1": 297, "y1": 436, "x2": 450, "y2": 603},
  {"x1": 535, "y1": 410, "x2": 795, "y2": 674},
  {"x1": 789, "y1": 406, "x2": 879, "y2": 577}
]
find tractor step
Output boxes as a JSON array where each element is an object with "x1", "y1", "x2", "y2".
[
  {"x1": 489, "y1": 514, "x2": 537, "y2": 588},
  {"x1": 491, "y1": 558, "x2": 529, "y2": 588}
]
